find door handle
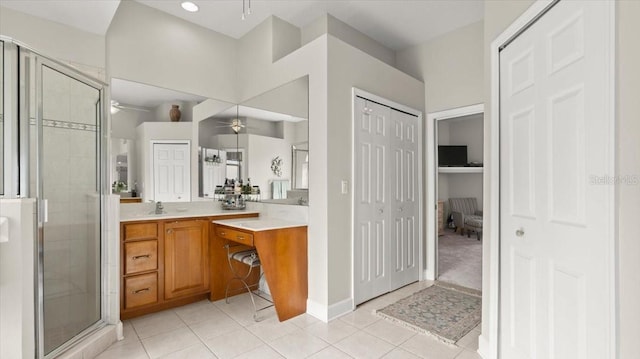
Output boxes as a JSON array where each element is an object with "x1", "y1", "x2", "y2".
[
  {"x1": 132, "y1": 254, "x2": 151, "y2": 260},
  {"x1": 516, "y1": 228, "x2": 525, "y2": 237},
  {"x1": 378, "y1": 208, "x2": 384, "y2": 214}
]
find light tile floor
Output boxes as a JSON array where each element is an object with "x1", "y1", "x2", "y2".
[{"x1": 97, "y1": 281, "x2": 481, "y2": 359}]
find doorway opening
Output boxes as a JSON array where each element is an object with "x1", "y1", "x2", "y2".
[{"x1": 427, "y1": 104, "x2": 484, "y2": 292}]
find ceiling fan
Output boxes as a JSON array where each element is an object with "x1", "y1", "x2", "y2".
[
  {"x1": 215, "y1": 118, "x2": 247, "y2": 133},
  {"x1": 110, "y1": 100, "x2": 150, "y2": 114}
]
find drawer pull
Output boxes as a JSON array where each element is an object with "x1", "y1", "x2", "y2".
[
  {"x1": 132, "y1": 254, "x2": 151, "y2": 260},
  {"x1": 167, "y1": 229, "x2": 173, "y2": 234},
  {"x1": 132, "y1": 287, "x2": 150, "y2": 294},
  {"x1": 220, "y1": 231, "x2": 226, "y2": 236},
  {"x1": 237, "y1": 235, "x2": 245, "y2": 240}
]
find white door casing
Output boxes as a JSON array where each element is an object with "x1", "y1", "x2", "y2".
[
  {"x1": 354, "y1": 95, "x2": 420, "y2": 305},
  {"x1": 499, "y1": 1, "x2": 614, "y2": 358},
  {"x1": 153, "y1": 142, "x2": 190, "y2": 202}
]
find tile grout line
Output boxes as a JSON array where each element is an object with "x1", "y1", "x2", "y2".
[
  {"x1": 127, "y1": 321, "x2": 152, "y2": 359},
  {"x1": 173, "y1": 307, "x2": 219, "y2": 358}
]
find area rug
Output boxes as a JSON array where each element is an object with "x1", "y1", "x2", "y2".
[{"x1": 375, "y1": 283, "x2": 481, "y2": 344}]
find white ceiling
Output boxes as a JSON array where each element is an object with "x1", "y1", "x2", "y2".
[
  {"x1": 137, "y1": 0, "x2": 484, "y2": 51},
  {"x1": 1, "y1": 0, "x2": 484, "y2": 51}
]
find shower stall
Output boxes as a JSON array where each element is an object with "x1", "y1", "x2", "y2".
[{"x1": 0, "y1": 37, "x2": 109, "y2": 358}]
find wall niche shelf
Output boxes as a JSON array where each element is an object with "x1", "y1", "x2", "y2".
[{"x1": 438, "y1": 167, "x2": 483, "y2": 174}]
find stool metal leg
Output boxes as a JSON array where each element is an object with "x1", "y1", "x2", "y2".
[{"x1": 223, "y1": 244, "x2": 272, "y2": 321}]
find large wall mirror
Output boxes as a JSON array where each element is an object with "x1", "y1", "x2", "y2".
[
  {"x1": 110, "y1": 78, "x2": 206, "y2": 201},
  {"x1": 198, "y1": 76, "x2": 309, "y2": 205},
  {"x1": 0, "y1": 40, "x2": 4, "y2": 195},
  {"x1": 109, "y1": 75, "x2": 309, "y2": 206}
]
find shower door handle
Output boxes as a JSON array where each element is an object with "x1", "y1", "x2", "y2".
[{"x1": 42, "y1": 199, "x2": 49, "y2": 223}]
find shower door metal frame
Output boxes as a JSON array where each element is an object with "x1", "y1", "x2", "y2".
[{"x1": 0, "y1": 36, "x2": 110, "y2": 359}]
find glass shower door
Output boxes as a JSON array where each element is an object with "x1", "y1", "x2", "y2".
[{"x1": 36, "y1": 60, "x2": 103, "y2": 357}]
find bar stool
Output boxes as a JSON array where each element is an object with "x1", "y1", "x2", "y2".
[{"x1": 224, "y1": 244, "x2": 273, "y2": 321}]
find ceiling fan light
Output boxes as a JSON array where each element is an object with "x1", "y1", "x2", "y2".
[{"x1": 181, "y1": 1, "x2": 199, "y2": 12}]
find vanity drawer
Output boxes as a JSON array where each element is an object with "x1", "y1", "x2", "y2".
[
  {"x1": 124, "y1": 240, "x2": 158, "y2": 274},
  {"x1": 123, "y1": 223, "x2": 158, "y2": 241},
  {"x1": 124, "y1": 273, "x2": 158, "y2": 309},
  {"x1": 216, "y1": 226, "x2": 254, "y2": 247}
]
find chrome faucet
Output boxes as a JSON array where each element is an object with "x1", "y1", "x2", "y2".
[{"x1": 155, "y1": 201, "x2": 164, "y2": 214}]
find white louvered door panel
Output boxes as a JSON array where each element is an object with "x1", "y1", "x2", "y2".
[{"x1": 499, "y1": 1, "x2": 613, "y2": 358}]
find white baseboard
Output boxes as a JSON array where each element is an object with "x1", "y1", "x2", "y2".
[
  {"x1": 424, "y1": 269, "x2": 436, "y2": 281},
  {"x1": 306, "y1": 299, "x2": 328, "y2": 322},
  {"x1": 306, "y1": 297, "x2": 355, "y2": 323},
  {"x1": 477, "y1": 334, "x2": 491, "y2": 359},
  {"x1": 327, "y1": 297, "x2": 354, "y2": 321}
]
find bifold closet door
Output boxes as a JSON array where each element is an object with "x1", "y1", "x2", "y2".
[
  {"x1": 389, "y1": 109, "x2": 419, "y2": 288},
  {"x1": 354, "y1": 97, "x2": 419, "y2": 305}
]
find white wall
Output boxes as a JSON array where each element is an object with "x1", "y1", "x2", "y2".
[{"x1": 0, "y1": 199, "x2": 36, "y2": 359}]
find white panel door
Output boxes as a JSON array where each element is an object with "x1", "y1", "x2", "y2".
[
  {"x1": 354, "y1": 98, "x2": 391, "y2": 304},
  {"x1": 354, "y1": 97, "x2": 420, "y2": 305},
  {"x1": 154, "y1": 143, "x2": 190, "y2": 202},
  {"x1": 389, "y1": 109, "x2": 420, "y2": 287},
  {"x1": 499, "y1": 1, "x2": 612, "y2": 358}
]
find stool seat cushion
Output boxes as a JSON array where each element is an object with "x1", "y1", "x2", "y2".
[{"x1": 229, "y1": 249, "x2": 261, "y2": 267}]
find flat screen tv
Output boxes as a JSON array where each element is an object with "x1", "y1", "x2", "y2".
[{"x1": 438, "y1": 145, "x2": 467, "y2": 167}]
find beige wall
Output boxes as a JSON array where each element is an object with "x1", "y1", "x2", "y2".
[
  {"x1": 302, "y1": 14, "x2": 396, "y2": 67},
  {"x1": 0, "y1": 6, "x2": 105, "y2": 75},
  {"x1": 327, "y1": 35, "x2": 425, "y2": 304},
  {"x1": 395, "y1": 20, "x2": 484, "y2": 114},
  {"x1": 616, "y1": 1, "x2": 640, "y2": 357},
  {"x1": 106, "y1": 1, "x2": 237, "y2": 103}
]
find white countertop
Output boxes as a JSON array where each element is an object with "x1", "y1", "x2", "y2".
[
  {"x1": 212, "y1": 217, "x2": 307, "y2": 232},
  {"x1": 120, "y1": 205, "x2": 259, "y2": 222}
]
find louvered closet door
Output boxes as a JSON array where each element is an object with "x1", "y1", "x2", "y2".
[
  {"x1": 354, "y1": 97, "x2": 420, "y2": 305},
  {"x1": 499, "y1": 1, "x2": 613, "y2": 358}
]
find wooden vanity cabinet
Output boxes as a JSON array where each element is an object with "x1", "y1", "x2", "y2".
[
  {"x1": 121, "y1": 221, "x2": 160, "y2": 315},
  {"x1": 164, "y1": 219, "x2": 209, "y2": 300},
  {"x1": 120, "y1": 213, "x2": 258, "y2": 319}
]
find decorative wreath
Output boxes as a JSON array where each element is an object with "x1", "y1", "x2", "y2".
[{"x1": 271, "y1": 156, "x2": 283, "y2": 177}]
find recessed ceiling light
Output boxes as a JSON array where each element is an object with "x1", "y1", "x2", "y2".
[{"x1": 181, "y1": 1, "x2": 199, "y2": 12}]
